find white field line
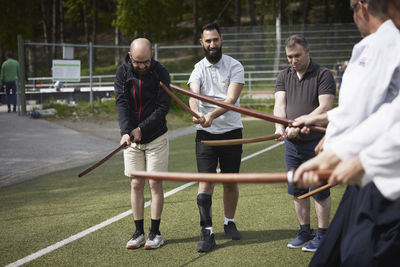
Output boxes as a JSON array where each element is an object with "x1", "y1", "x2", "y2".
[{"x1": 6, "y1": 141, "x2": 283, "y2": 267}]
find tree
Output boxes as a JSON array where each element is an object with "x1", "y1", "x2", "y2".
[{"x1": 116, "y1": 0, "x2": 183, "y2": 42}]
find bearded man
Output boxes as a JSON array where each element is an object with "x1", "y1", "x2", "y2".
[{"x1": 187, "y1": 22, "x2": 245, "y2": 253}]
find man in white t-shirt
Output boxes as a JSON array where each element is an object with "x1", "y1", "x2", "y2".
[{"x1": 187, "y1": 22, "x2": 244, "y2": 253}]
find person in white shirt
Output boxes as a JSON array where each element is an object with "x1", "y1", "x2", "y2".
[
  {"x1": 188, "y1": 22, "x2": 245, "y2": 253},
  {"x1": 291, "y1": 0, "x2": 400, "y2": 266}
]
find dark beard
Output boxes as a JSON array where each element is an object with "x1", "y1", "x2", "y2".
[{"x1": 204, "y1": 46, "x2": 222, "y2": 64}]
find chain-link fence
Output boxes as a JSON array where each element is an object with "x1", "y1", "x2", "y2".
[{"x1": 4, "y1": 23, "x2": 361, "y2": 114}]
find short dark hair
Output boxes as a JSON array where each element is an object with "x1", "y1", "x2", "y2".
[
  {"x1": 285, "y1": 35, "x2": 308, "y2": 50},
  {"x1": 201, "y1": 22, "x2": 221, "y2": 37},
  {"x1": 366, "y1": 0, "x2": 389, "y2": 20},
  {"x1": 6, "y1": 51, "x2": 13, "y2": 58}
]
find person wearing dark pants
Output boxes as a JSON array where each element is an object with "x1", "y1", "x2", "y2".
[
  {"x1": 273, "y1": 34, "x2": 336, "y2": 252},
  {"x1": 1, "y1": 51, "x2": 19, "y2": 112},
  {"x1": 188, "y1": 22, "x2": 245, "y2": 253}
]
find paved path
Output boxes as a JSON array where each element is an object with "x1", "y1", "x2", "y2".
[{"x1": 0, "y1": 107, "x2": 195, "y2": 187}]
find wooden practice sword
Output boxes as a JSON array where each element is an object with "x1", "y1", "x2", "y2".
[
  {"x1": 130, "y1": 169, "x2": 332, "y2": 183},
  {"x1": 170, "y1": 84, "x2": 326, "y2": 134}
]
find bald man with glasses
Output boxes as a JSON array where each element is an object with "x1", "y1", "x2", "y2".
[{"x1": 115, "y1": 38, "x2": 171, "y2": 250}]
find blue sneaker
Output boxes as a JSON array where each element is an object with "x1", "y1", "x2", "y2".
[
  {"x1": 302, "y1": 232, "x2": 324, "y2": 252},
  {"x1": 287, "y1": 228, "x2": 314, "y2": 248}
]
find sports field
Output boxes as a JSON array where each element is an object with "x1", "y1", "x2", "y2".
[{"x1": 0, "y1": 119, "x2": 345, "y2": 266}]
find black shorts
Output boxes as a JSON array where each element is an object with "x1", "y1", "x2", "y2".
[{"x1": 195, "y1": 129, "x2": 243, "y2": 173}]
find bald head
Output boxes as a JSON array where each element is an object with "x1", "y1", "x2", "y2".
[
  {"x1": 129, "y1": 38, "x2": 152, "y2": 75},
  {"x1": 130, "y1": 38, "x2": 152, "y2": 59}
]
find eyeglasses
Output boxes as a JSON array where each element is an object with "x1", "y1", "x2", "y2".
[{"x1": 130, "y1": 57, "x2": 151, "y2": 66}]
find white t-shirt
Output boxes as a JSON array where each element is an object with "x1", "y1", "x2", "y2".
[{"x1": 188, "y1": 54, "x2": 245, "y2": 134}]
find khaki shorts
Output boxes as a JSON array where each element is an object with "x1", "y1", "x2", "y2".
[{"x1": 124, "y1": 132, "x2": 169, "y2": 177}]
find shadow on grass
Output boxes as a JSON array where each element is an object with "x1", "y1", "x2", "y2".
[
  {"x1": 169, "y1": 229, "x2": 296, "y2": 266},
  {"x1": 166, "y1": 228, "x2": 295, "y2": 246}
]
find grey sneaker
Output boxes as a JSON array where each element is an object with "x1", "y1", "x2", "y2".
[
  {"x1": 126, "y1": 231, "x2": 145, "y2": 249},
  {"x1": 144, "y1": 232, "x2": 164, "y2": 249}
]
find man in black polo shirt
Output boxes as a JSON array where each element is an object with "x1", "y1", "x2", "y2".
[{"x1": 274, "y1": 35, "x2": 336, "y2": 252}]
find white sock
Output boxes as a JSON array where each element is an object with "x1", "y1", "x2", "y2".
[
  {"x1": 224, "y1": 217, "x2": 234, "y2": 225},
  {"x1": 205, "y1": 226, "x2": 213, "y2": 235}
]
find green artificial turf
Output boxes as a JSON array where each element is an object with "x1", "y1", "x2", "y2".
[{"x1": 0, "y1": 119, "x2": 345, "y2": 266}]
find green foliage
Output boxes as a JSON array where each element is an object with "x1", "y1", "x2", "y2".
[
  {"x1": 42, "y1": 99, "x2": 118, "y2": 120},
  {"x1": 116, "y1": 0, "x2": 186, "y2": 42},
  {"x1": 0, "y1": 0, "x2": 41, "y2": 52}
]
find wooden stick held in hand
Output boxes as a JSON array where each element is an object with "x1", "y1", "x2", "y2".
[
  {"x1": 130, "y1": 169, "x2": 333, "y2": 183},
  {"x1": 159, "y1": 81, "x2": 201, "y2": 119},
  {"x1": 170, "y1": 84, "x2": 326, "y2": 134},
  {"x1": 78, "y1": 142, "x2": 127, "y2": 177},
  {"x1": 297, "y1": 183, "x2": 336, "y2": 199}
]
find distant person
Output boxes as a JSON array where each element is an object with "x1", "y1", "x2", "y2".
[
  {"x1": 188, "y1": 22, "x2": 244, "y2": 253},
  {"x1": 274, "y1": 34, "x2": 336, "y2": 252},
  {"x1": 0, "y1": 51, "x2": 19, "y2": 112},
  {"x1": 114, "y1": 38, "x2": 171, "y2": 250},
  {"x1": 336, "y1": 64, "x2": 344, "y2": 91}
]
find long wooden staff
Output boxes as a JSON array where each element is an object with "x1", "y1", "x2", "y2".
[
  {"x1": 201, "y1": 133, "x2": 281, "y2": 146},
  {"x1": 160, "y1": 81, "x2": 201, "y2": 119},
  {"x1": 297, "y1": 183, "x2": 336, "y2": 199},
  {"x1": 170, "y1": 84, "x2": 326, "y2": 134},
  {"x1": 78, "y1": 142, "x2": 127, "y2": 177},
  {"x1": 130, "y1": 169, "x2": 332, "y2": 183}
]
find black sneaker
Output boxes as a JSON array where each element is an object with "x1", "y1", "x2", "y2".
[
  {"x1": 224, "y1": 221, "x2": 242, "y2": 240},
  {"x1": 197, "y1": 228, "x2": 216, "y2": 253}
]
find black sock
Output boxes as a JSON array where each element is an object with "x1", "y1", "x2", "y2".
[
  {"x1": 197, "y1": 193, "x2": 212, "y2": 227},
  {"x1": 318, "y1": 227, "x2": 327, "y2": 235},
  {"x1": 134, "y1": 219, "x2": 144, "y2": 234},
  {"x1": 300, "y1": 224, "x2": 311, "y2": 231},
  {"x1": 150, "y1": 219, "x2": 161, "y2": 235}
]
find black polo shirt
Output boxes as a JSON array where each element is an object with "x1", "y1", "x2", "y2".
[{"x1": 275, "y1": 60, "x2": 336, "y2": 141}]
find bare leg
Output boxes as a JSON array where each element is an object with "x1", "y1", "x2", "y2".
[
  {"x1": 294, "y1": 197, "x2": 311, "y2": 225},
  {"x1": 149, "y1": 179, "x2": 164, "y2": 219},
  {"x1": 314, "y1": 196, "x2": 331, "y2": 228},
  {"x1": 130, "y1": 177, "x2": 145, "y2": 220},
  {"x1": 223, "y1": 182, "x2": 239, "y2": 219}
]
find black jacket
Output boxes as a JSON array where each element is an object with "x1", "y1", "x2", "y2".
[{"x1": 114, "y1": 54, "x2": 171, "y2": 144}]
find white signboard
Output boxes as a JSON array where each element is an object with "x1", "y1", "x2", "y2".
[{"x1": 52, "y1": 60, "x2": 81, "y2": 82}]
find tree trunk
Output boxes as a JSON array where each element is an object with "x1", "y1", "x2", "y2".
[
  {"x1": 52, "y1": 0, "x2": 57, "y2": 59},
  {"x1": 40, "y1": 0, "x2": 52, "y2": 71},
  {"x1": 235, "y1": 0, "x2": 241, "y2": 27},
  {"x1": 279, "y1": 0, "x2": 286, "y2": 25},
  {"x1": 325, "y1": 0, "x2": 331, "y2": 23},
  {"x1": 259, "y1": 0, "x2": 265, "y2": 26},
  {"x1": 193, "y1": 0, "x2": 198, "y2": 45},
  {"x1": 27, "y1": 46, "x2": 36, "y2": 77},
  {"x1": 192, "y1": 0, "x2": 200, "y2": 62},
  {"x1": 303, "y1": 0, "x2": 309, "y2": 25},
  {"x1": 247, "y1": 0, "x2": 257, "y2": 26},
  {"x1": 82, "y1": 2, "x2": 89, "y2": 43},
  {"x1": 59, "y1": 0, "x2": 64, "y2": 43},
  {"x1": 274, "y1": 13, "x2": 281, "y2": 74},
  {"x1": 91, "y1": 0, "x2": 97, "y2": 62},
  {"x1": 301, "y1": 0, "x2": 309, "y2": 34},
  {"x1": 115, "y1": 24, "x2": 120, "y2": 66}
]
